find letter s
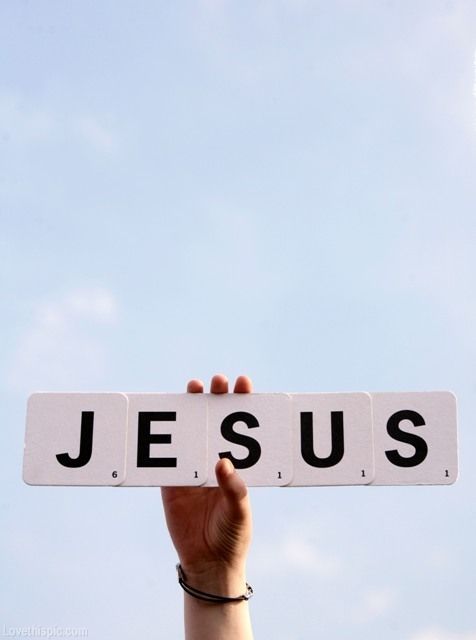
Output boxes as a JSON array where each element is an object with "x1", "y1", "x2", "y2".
[
  {"x1": 385, "y1": 410, "x2": 428, "y2": 467},
  {"x1": 219, "y1": 411, "x2": 262, "y2": 469}
]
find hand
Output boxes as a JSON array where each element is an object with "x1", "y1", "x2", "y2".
[{"x1": 161, "y1": 374, "x2": 253, "y2": 595}]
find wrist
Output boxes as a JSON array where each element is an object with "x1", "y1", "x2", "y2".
[{"x1": 179, "y1": 560, "x2": 248, "y2": 598}]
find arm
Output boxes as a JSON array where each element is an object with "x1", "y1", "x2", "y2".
[{"x1": 161, "y1": 374, "x2": 254, "y2": 640}]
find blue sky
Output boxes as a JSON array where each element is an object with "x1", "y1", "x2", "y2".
[{"x1": 1, "y1": 1, "x2": 476, "y2": 639}]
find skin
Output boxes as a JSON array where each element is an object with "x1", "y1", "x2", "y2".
[{"x1": 161, "y1": 374, "x2": 254, "y2": 640}]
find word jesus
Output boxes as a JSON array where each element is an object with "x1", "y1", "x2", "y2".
[{"x1": 23, "y1": 391, "x2": 458, "y2": 487}]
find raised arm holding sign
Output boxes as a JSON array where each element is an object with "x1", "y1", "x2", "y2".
[
  {"x1": 161, "y1": 374, "x2": 254, "y2": 640},
  {"x1": 22, "y1": 373, "x2": 459, "y2": 638}
]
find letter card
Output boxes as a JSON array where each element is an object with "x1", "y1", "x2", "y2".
[
  {"x1": 288, "y1": 393, "x2": 374, "y2": 486},
  {"x1": 121, "y1": 393, "x2": 207, "y2": 486},
  {"x1": 23, "y1": 393, "x2": 128, "y2": 486},
  {"x1": 205, "y1": 393, "x2": 293, "y2": 486},
  {"x1": 370, "y1": 391, "x2": 458, "y2": 485}
]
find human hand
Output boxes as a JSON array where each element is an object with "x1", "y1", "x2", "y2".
[{"x1": 161, "y1": 374, "x2": 253, "y2": 596}]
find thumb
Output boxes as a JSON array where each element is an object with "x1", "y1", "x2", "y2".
[{"x1": 215, "y1": 458, "x2": 249, "y2": 506}]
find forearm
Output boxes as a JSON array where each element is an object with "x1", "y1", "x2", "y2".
[
  {"x1": 182, "y1": 565, "x2": 254, "y2": 640},
  {"x1": 166, "y1": 375, "x2": 255, "y2": 639}
]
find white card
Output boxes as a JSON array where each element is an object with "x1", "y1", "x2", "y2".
[
  {"x1": 122, "y1": 394, "x2": 207, "y2": 486},
  {"x1": 23, "y1": 393, "x2": 128, "y2": 486},
  {"x1": 204, "y1": 393, "x2": 293, "y2": 487},
  {"x1": 370, "y1": 391, "x2": 458, "y2": 485},
  {"x1": 288, "y1": 393, "x2": 374, "y2": 486}
]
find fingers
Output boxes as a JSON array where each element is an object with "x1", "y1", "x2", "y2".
[
  {"x1": 187, "y1": 379, "x2": 204, "y2": 393},
  {"x1": 233, "y1": 375, "x2": 253, "y2": 393},
  {"x1": 210, "y1": 374, "x2": 229, "y2": 394},
  {"x1": 188, "y1": 374, "x2": 253, "y2": 394}
]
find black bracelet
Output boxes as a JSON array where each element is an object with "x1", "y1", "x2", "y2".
[{"x1": 176, "y1": 564, "x2": 253, "y2": 603}]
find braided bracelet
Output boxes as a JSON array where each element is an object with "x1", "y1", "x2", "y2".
[{"x1": 176, "y1": 564, "x2": 253, "y2": 603}]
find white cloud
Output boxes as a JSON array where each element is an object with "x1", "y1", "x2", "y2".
[
  {"x1": 474, "y1": 48, "x2": 476, "y2": 133},
  {"x1": 7, "y1": 287, "x2": 118, "y2": 392},
  {"x1": 425, "y1": 545, "x2": 457, "y2": 572},
  {"x1": 0, "y1": 92, "x2": 54, "y2": 143},
  {"x1": 74, "y1": 116, "x2": 117, "y2": 153},
  {"x1": 199, "y1": 0, "x2": 227, "y2": 12},
  {"x1": 409, "y1": 628, "x2": 476, "y2": 640},
  {"x1": 0, "y1": 90, "x2": 118, "y2": 153},
  {"x1": 352, "y1": 587, "x2": 397, "y2": 623},
  {"x1": 64, "y1": 288, "x2": 117, "y2": 323},
  {"x1": 383, "y1": 216, "x2": 476, "y2": 352},
  {"x1": 251, "y1": 526, "x2": 342, "y2": 578}
]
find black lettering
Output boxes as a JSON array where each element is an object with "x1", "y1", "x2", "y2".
[
  {"x1": 300, "y1": 411, "x2": 345, "y2": 468},
  {"x1": 137, "y1": 412, "x2": 177, "y2": 467},
  {"x1": 56, "y1": 411, "x2": 94, "y2": 468},
  {"x1": 219, "y1": 411, "x2": 261, "y2": 469},
  {"x1": 385, "y1": 410, "x2": 428, "y2": 467}
]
